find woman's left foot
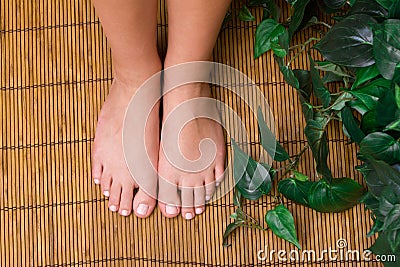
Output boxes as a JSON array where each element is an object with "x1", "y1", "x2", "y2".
[{"x1": 157, "y1": 83, "x2": 226, "y2": 220}]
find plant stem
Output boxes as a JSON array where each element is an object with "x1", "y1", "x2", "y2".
[{"x1": 287, "y1": 37, "x2": 320, "y2": 67}]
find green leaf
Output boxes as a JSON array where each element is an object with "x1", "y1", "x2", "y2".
[
  {"x1": 255, "y1": 19, "x2": 286, "y2": 58},
  {"x1": 304, "y1": 118, "x2": 333, "y2": 181},
  {"x1": 384, "y1": 119, "x2": 400, "y2": 132},
  {"x1": 347, "y1": 99, "x2": 370, "y2": 115},
  {"x1": 223, "y1": 221, "x2": 244, "y2": 246},
  {"x1": 373, "y1": 19, "x2": 400, "y2": 80},
  {"x1": 360, "y1": 132, "x2": 400, "y2": 164},
  {"x1": 330, "y1": 92, "x2": 354, "y2": 111},
  {"x1": 383, "y1": 204, "x2": 400, "y2": 231},
  {"x1": 346, "y1": 78, "x2": 391, "y2": 110},
  {"x1": 352, "y1": 64, "x2": 380, "y2": 89},
  {"x1": 323, "y1": 0, "x2": 346, "y2": 9},
  {"x1": 278, "y1": 178, "x2": 313, "y2": 206},
  {"x1": 238, "y1": 5, "x2": 256, "y2": 22},
  {"x1": 293, "y1": 170, "x2": 309, "y2": 181},
  {"x1": 275, "y1": 56, "x2": 300, "y2": 89},
  {"x1": 388, "y1": 1, "x2": 400, "y2": 19},
  {"x1": 310, "y1": 57, "x2": 331, "y2": 107},
  {"x1": 341, "y1": 106, "x2": 365, "y2": 143},
  {"x1": 314, "y1": 14, "x2": 376, "y2": 67},
  {"x1": 293, "y1": 69, "x2": 314, "y2": 121},
  {"x1": 376, "y1": 0, "x2": 394, "y2": 9},
  {"x1": 308, "y1": 178, "x2": 365, "y2": 212},
  {"x1": 388, "y1": 229, "x2": 400, "y2": 253},
  {"x1": 349, "y1": 0, "x2": 388, "y2": 20},
  {"x1": 395, "y1": 83, "x2": 400, "y2": 109},
  {"x1": 232, "y1": 139, "x2": 272, "y2": 200},
  {"x1": 357, "y1": 156, "x2": 400, "y2": 197},
  {"x1": 288, "y1": 0, "x2": 311, "y2": 38},
  {"x1": 378, "y1": 187, "x2": 400, "y2": 218},
  {"x1": 375, "y1": 87, "x2": 400, "y2": 128},
  {"x1": 257, "y1": 107, "x2": 290, "y2": 162},
  {"x1": 369, "y1": 231, "x2": 400, "y2": 267},
  {"x1": 265, "y1": 205, "x2": 301, "y2": 249}
]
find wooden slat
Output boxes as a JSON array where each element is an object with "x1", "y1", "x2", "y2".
[{"x1": 0, "y1": 0, "x2": 380, "y2": 266}]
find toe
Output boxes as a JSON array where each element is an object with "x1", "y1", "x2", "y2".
[
  {"x1": 194, "y1": 185, "x2": 205, "y2": 215},
  {"x1": 108, "y1": 181, "x2": 122, "y2": 212},
  {"x1": 92, "y1": 161, "x2": 102, "y2": 185},
  {"x1": 100, "y1": 172, "x2": 112, "y2": 197},
  {"x1": 215, "y1": 164, "x2": 225, "y2": 186},
  {"x1": 204, "y1": 175, "x2": 216, "y2": 202},
  {"x1": 181, "y1": 184, "x2": 195, "y2": 220},
  {"x1": 118, "y1": 184, "x2": 135, "y2": 216},
  {"x1": 133, "y1": 189, "x2": 156, "y2": 218},
  {"x1": 158, "y1": 178, "x2": 181, "y2": 218}
]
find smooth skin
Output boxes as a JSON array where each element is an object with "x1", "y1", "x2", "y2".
[{"x1": 92, "y1": 0, "x2": 230, "y2": 219}]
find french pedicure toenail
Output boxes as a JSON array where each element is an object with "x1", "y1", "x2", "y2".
[
  {"x1": 216, "y1": 182, "x2": 220, "y2": 187},
  {"x1": 185, "y1": 213, "x2": 194, "y2": 220},
  {"x1": 94, "y1": 179, "x2": 100, "y2": 184},
  {"x1": 121, "y1": 210, "x2": 129, "y2": 216},
  {"x1": 166, "y1": 205, "x2": 177, "y2": 215},
  {"x1": 109, "y1": 205, "x2": 118, "y2": 212},
  {"x1": 195, "y1": 208, "x2": 203, "y2": 214},
  {"x1": 205, "y1": 195, "x2": 211, "y2": 201},
  {"x1": 103, "y1": 190, "x2": 110, "y2": 197},
  {"x1": 136, "y1": 204, "x2": 149, "y2": 216}
]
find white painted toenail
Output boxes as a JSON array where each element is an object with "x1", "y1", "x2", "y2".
[
  {"x1": 166, "y1": 205, "x2": 177, "y2": 215},
  {"x1": 136, "y1": 204, "x2": 149, "y2": 216},
  {"x1": 195, "y1": 208, "x2": 203, "y2": 214},
  {"x1": 103, "y1": 191, "x2": 110, "y2": 197},
  {"x1": 205, "y1": 195, "x2": 211, "y2": 201},
  {"x1": 109, "y1": 205, "x2": 118, "y2": 212},
  {"x1": 185, "y1": 213, "x2": 193, "y2": 220},
  {"x1": 94, "y1": 179, "x2": 100, "y2": 184},
  {"x1": 216, "y1": 182, "x2": 220, "y2": 187},
  {"x1": 121, "y1": 210, "x2": 129, "y2": 216}
]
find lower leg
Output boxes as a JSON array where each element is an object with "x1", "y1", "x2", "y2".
[
  {"x1": 92, "y1": 0, "x2": 161, "y2": 217},
  {"x1": 158, "y1": 0, "x2": 231, "y2": 219}
]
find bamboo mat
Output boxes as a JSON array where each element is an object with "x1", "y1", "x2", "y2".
[{"x1": 0, "y1": 0, "x2": 380, "y2": 266}]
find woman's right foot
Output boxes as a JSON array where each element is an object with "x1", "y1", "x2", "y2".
[{"x1": 92, "y1": 77, "x2": 160, "y2": 218}]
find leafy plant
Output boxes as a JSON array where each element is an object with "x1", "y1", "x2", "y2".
[{"x1": 223, "y1": 0, "x2": 400, "y2": 264}]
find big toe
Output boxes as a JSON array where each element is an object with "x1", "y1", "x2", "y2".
[{"x1": 133, "y1": 189, "x2": 156, "y2": 218}]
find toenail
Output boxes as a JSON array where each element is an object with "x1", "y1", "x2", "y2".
[
  {"x1": 185, "y1": 213, "x2": 193, "y2": 220},
  {"x1": 121, "y1": 210, "x2": 129, "y2": 216},
  {"x1": 109, "y1": 205, "x2": 118, "y2": 212},
  {"x1": 94, "y1": 179, "x2": 100, "y2": 184},
  {"x1": 136, "y1": 204, "x2": 149, "y2": 216},
  {"x1": 216, "y1": 182, "x2": 220, "y2": 187},
  {"x1": 103, "y1": 191, "x2": 110, "y2": 197},
  {"x1": 166, "y1": 205, "x2": 177, "y2": 215},
  {"x1": 205, "y1": 195, "x2": 211, "y2": 201},
  {"x1": 195, "y1": 208, "x2": 203, "y2": 214}
]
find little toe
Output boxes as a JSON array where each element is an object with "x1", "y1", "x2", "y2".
[
  {"x1": 181, "y1": 185, "x2": 195, "y2": 220},
  {"x1": 92, "y1": 161, "x2": 102, "y2": 185},
  {"x1": 133, "y1": 189, "x2": 156, "y2": 218},
  {"x1": 205, "y1": 176, "x2": 216, "y2": 202},
  {"x1": 215, "y1": 164, "x2": 225, "y2": 186},
  {"x1": 108, "y1": 181, "x2": 122, "y2": 212},
  {"x1": 118, "y1": 184, "x2": 135, "y2": 216},
  {"x1": 158, "y1": 179, "x2": 181, "y2": 218}
]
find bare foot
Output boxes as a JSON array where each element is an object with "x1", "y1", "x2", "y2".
[
  {"x1": 92, "y1": 78, "x2": 159, "y2": 218},
  {"x1": 158, "y1": 83, "x2": 226, "y2": 220}
]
